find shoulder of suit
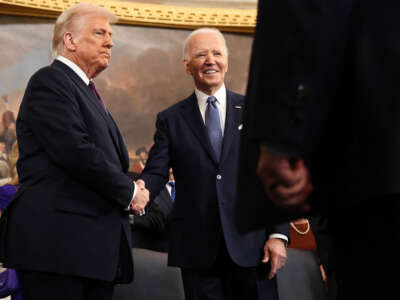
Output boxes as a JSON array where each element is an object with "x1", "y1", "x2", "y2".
[
  {"x1": 158, "y1": 93, "x2": 195, "y2": 116},
  {"x1": 28, "y1": 63, "x2": 72, "y2": 89},
  {"x1": 226, "y1": 89, "x2": 245, "y2": 104}
]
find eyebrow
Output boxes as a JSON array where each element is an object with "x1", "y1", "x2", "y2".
[{"x1": 95, "y1": 27, "x2": 113, "y2": 36}]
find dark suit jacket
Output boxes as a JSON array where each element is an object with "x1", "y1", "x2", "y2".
[
  {"x1": 239, "y1": 0, "x2": 400, "y2": 229},
  {"x1": 2, "y1": 60, "x2": 134, "y2": 283},
  {"x1": 141, "y1": 89, "x2": 289, "y2": 269}
]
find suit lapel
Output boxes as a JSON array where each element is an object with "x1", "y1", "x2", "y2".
[
  {"x1": 52, "y1": 60, "x2": 127, "y2": 168},
  {"x1": 53, "y1": 61, "x2": 110, "y2": 122},
  {"x1": 220, "y1": 90, "x2": 242, "y2": 165},
  {"x1": 180, "y1": 94, "x2": 219, "y2": 166},
  {"x1": 108, "y1": 114, "x2": 130, "y2": 171}
]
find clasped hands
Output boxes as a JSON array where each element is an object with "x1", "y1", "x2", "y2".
[
  {"x1": 257, "y1": 145, "x2": 313, "y2": 213},
  {"x1": 130, "y1": 179, "x2": 149, "y2": 215}
]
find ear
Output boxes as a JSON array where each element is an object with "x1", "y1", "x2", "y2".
[
  {"x1": 63, "y1": 32, "x2": 76, "y2": 51},
  {"x1": 184, "y1": 59, "x2": 192, "y2": 76}
]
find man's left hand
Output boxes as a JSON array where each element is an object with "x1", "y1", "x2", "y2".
[{"x1": 261, "y1": 238, "x2": 287, "y2": 279}]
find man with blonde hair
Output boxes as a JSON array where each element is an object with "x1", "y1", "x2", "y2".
[{"x1": 2, "y1": 3, "x2": 149, "y2": 300}]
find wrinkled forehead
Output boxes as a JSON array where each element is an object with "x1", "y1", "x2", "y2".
[
  {"x1": 188, "y1": 33, "x2": 227, "y2": 53},
  {"x1": 71, "y1": 13, "x2": 113, "y2": 34}
]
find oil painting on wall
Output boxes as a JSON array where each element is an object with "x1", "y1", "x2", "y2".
[{"x1": 0, "y1": 15, "x2": 252, "y2": 177}]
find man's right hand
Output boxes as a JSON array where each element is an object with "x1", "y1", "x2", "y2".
[
  {"x1": 256, "y1": 145, "x2": 313, "y2": 213},
  {"x1": 130, "y1": 180, "x2": 149, "y2": 214}
]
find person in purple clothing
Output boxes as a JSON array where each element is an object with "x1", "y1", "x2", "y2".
[
  {"x1": 0, "y1": 140, "x2": 19, "y2": 214},
  {"x1": 0, "y1": 140, "x2": 21, "y2": 300}
]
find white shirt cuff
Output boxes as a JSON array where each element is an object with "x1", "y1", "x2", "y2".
[
  {"x1": 126, "y1": 181, "x2": 137, "y2": 210},
  {"x1": 269, "y1": 233, "x2": 289, "y2": 243}
]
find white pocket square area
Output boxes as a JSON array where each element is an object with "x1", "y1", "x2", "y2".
[{"x1": 238, "y1": 124, "x2": 243, "y2": 130}]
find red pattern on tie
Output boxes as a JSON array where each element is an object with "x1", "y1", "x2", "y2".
[{"x1": 88, "y1": 81, "x2": 107, "y2": 110}]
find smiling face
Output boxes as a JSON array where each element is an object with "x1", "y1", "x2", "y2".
[
  {"x1": 64, "y1": 14, "x2": 114, "y2": 78},
  {"x1": 184, "y1": 32, "x2": 228, "y2": 95}
]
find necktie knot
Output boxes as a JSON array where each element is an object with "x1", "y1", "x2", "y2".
[
  {"x1": 207, "y1": 96, "x2": 217, "y2": 107},
  {"x1": 88, "y1": 80, "x2": 95, "y2": 90},
  {"x1": 88, "y1": 81, "x2": 106, "y2": 111}
]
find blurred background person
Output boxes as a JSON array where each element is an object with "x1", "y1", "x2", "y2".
[
  {"x1": 288, "y1": 216, "x2": 336, "y2": 297},
  {"x1": 0, "y1": 141, "x2": 22, "y2": 300},
  {"x1": 0, "y1": 142, "x2": 8, "y2": 181},
  {"x1": 132, "y1": 146, "x2": 148, "y2": 174},
  {"x1": 0, "y1": 111, "x2": 16, "y2": 155}
]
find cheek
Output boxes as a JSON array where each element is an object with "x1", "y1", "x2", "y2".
[
  {"x1": 219, "y1": 61, "x2": 228, "y2": 72},
  {"x1": 192, "y1": 66, "x2": 203, "y2": 77}
]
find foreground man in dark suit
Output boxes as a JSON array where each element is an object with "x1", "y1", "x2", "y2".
[
  {"x1": 2, "y1": 3, "x2": 149, "y2": 300},
  {"x1": 239, "y1": 0, "x2": 400, "y2": 299},
  {"x1": 140, "y1": 28, "x2": 288, "y2": 300}
]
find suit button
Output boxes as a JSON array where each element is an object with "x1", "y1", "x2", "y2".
[
  {"x1": 216, "y1": 174, "x2": 222, "y2": 180},
  {"x1": 296, "y1": 84, "x2": 307, "y2": 101}
]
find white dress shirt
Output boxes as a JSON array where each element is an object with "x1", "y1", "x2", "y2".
[
  {"x1": 166, "y1": 182, "x2": 173, "y2": 196},
  {"x1": 56, "y1": 55, "x2": 90, "y2": 85},
  {"x1": 56, "y1": 55, "x2": 137, "y2": 204}
]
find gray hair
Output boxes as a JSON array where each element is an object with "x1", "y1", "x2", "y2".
[
  {"x1": 183, "y1": 27, "x2": 228, "y2": 60},
  {"x1": 52, "y1": 2, "x2": 117, "y2": 58}
]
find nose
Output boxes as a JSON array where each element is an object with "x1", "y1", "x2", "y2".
[
  {"x1": 205, "y1": 53, "x2": 216, "y2": 65},
  {"x1": 105, "y1": 34, "x2": 114, "y2": 49}
]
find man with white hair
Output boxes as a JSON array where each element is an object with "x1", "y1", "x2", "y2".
[
  {"x1": 139, "y1": 27, "x2": 288, "y2": 300},
  {"x1": 2, "y1": 3, "x2": 149, "y2": 300}
]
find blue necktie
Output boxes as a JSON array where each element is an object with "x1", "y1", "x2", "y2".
[
  {"x1": 205, "y1": 96, "x2": 223, "y2": 160},
  {"x1": 169, "y1": 181, "x2": 176, "y2": 202}
]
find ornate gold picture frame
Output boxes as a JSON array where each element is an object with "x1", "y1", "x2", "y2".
[{"x1": 0, "y1": 0, "x2": 256, "y2": 33}]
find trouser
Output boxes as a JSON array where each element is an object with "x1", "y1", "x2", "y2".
[
  {"x1": 17, "y1": 270, "x2": 114, "y2": 300},
  {"x1": 181, "y1": 240, "x2": 279, "y2": 300}
]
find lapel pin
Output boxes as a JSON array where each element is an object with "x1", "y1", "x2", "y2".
[
  {"x1": 235, "y1": 105, "x2": 242, "y2": 109},
  {"x1": 238, "y1": 124, "x2": 243, "y2": 130}
]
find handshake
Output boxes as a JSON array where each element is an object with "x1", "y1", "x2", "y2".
[{"x1": 130, "y1": 179, "x2": 150, "y2": 215}]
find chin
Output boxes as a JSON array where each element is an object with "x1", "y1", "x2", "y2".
[
  {"x1": 207, "y1": 81, "x2": 223, "y2": 89},
  {"x1": 99, "y1": 62, "x2": 110, "y2": 70}
]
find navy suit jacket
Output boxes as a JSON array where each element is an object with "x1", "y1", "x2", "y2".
[
  {"x1": 141, "y1": 89, "x2": 289, "y2": 269},
  {"x1": 3, "y1": 60, "x2": 134, "y2": 283}
]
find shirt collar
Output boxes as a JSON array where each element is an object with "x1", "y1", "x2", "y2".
[
  {"x1": 195, "y1": 83, "x2": 226, "y2": 109},
  {"x1": 56, "y1": 55, "x2": 90, "y2": 85}
]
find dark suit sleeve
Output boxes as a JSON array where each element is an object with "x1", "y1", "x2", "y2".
[
  {"x1": 131, "y1": 201, "x2": 167, "y2": 234},
  {"x1": 269, "y1": 223, "x2": 290, "y2": 240},
  {"x1": 245, "y1": 0, "x2": 352, "y2": 157},
  {"x1": 140, "y1": 112, "x2": 170, "y2": 200},
  {"x1": 24, "y1": 67, "x2": 134, "y2": 208}
]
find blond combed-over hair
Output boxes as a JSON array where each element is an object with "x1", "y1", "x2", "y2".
[{"x1": 52, "y1": 2, "x2": 117, "y2": 58}]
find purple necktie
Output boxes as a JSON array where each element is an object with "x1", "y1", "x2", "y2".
[{"x1": 88, "y1": 81, "x2": 107, "y2": 111}]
